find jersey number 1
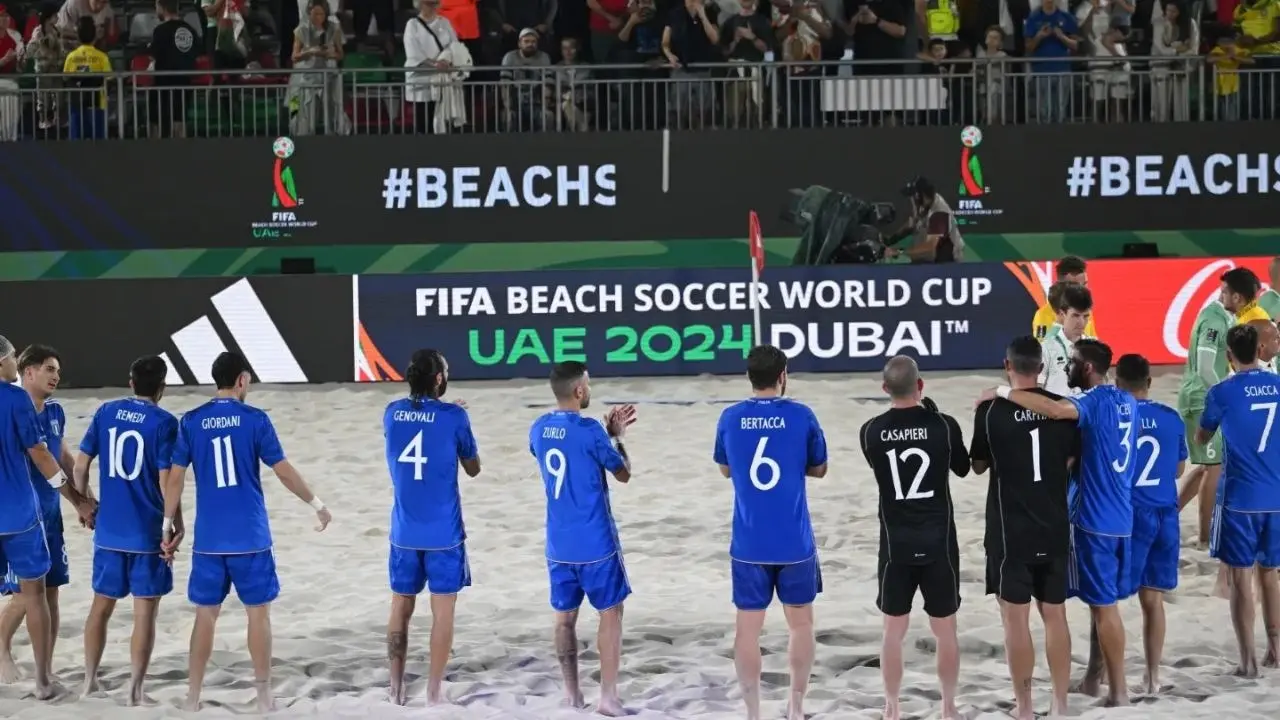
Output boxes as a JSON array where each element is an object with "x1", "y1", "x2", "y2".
[
  {"x1": 886, "y1": 448, "x2": 933, "y2": 500},
  {"x1": 211, "y1": 436, "x2": 238, "y2": 488},
  {"x1": 106, "y1": 427, "x2": 145, "y2": 481}
]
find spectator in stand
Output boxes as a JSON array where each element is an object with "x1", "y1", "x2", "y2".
[
  {"x1": 1084, "y1": 16, "x2": 1130, "y2": 122},
  {"x1": 1151, "y1": 0, "x2": 1194, "y2": 122},
  {"x1": 496, "y1": 0, "x2": 557, "y2": 56},
  {"x1": 663, "y1": 0, "x2": 721, "y2": 128},
  {"x1": 847, "y1": 0, "x2": 909, "y2": 76},
  {"x1": 404, "y1": 0, "x2": 457, "y2": 133},
  {"x1": 148, "y1": 0, "x2": 198, "y2": 139},
  {"x1": 588, "y1": 0, "x2": 629, "y2": 63},
  {"x1": 615, "y1": 0, "x2": 666, "y2": 129},
  {"x1": 1209, "y1": 30, "x2": 1253, "y2": 120},
  {"x1": 27, "y1": 5, "x2": 63, "y2": 132},
  {"x1": 976, "y1": 24, "x2": 1008, "y2": 124},
  {"x1": 556, "y1": 36, "x2": 593, "y2": 130},
  {"x1": 0, "y1": 5, "x2": 21, "y2": 142},
  {"x1": 1234, "y1": 0, "x2": 1280, "y2": 119},
  {"x1": 55, "y1": 0, "x2": 114, "y2": 51},
  {"x1": 774, "y1": 0, "x2": 831, "y2": 128},
  {"x1": 501, "y1": 28, "x2": 552, "y2": 130},
  {"x1": 63, "y1": 15, "x2": 109, "y2": 139},
  {"x1": 918, "y1": 37, "x2": 956, "y2": 123},
  {"x1": 621, "y1": 0, "x2": 665, "y2": 62},
  {"x1": 720, "y1": 0, "x2": 773, "y2": 128},
  {"x1": 288, "y1": 0, "x2": 349, "y2": 136},
  {"x1": 200, "y1": 0, "x2": 218, "y2": 55},
  {"x1": 1024, "y1": 0, "x2": 1079, "y2": 123},
  {"x1": 440, "y1": 0, "x2": 482, "y2": 67},
  {"x1": 350, "y1": 0, "x2": 394, "y2": 58}
]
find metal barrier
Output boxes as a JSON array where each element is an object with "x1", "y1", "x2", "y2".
[{"x1": 0, "y1": 55, "x2": 1275, "y2": 139}]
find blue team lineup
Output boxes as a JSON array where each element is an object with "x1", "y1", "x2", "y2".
[{"x1": 0, "y1": 263, "x2": 1279, "y2": 719}]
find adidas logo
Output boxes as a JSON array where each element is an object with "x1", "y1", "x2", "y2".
[{"x1": 160, "y1": 279, "x2": 307, "y2": 385}]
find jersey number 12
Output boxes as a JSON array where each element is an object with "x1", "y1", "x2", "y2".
[
  {"x1": 106, "y1": 427, "x2": 145, "y2": 481},
  {"x1": 886, "y1": 448, "x2": 933, "y2": 500}
]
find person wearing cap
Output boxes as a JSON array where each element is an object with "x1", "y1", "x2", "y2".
[
  {"x1": 883, "y1": 177, "x2": 965, "y2": 263},
  {"x1": 500, "y1": 27, "x2": 552, "y2": 131}
]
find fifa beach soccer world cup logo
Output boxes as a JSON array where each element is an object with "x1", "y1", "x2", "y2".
[
  {"x1": 250, "y1": 137, "x2": 317, "y2": 238},
  {"x1": 954, "y1": 126, "x2": 1002, "y2": 223},
  {"x1": 271, "y1": 136, "x2": 301, "y2": 209}
]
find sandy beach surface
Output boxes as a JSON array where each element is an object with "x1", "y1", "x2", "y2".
[{"x1": 0, "y1": 371, "x2": 1276, "y2": 719}]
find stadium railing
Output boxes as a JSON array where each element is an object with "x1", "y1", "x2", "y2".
[{"x1": 0, "y1": 55, "x2": 1271, "y2": 140}]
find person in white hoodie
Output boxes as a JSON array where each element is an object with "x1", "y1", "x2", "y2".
[
  {"x1": 1039, "y1": 282, "x2": 1094, "y2": 397},
  {"x1": 403, "y1": 0, "x2": 457, "y2": 133}
]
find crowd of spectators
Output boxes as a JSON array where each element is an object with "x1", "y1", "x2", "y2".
[{"x1": 0, "y1": 0, "x2": 1275, "y2": 137}]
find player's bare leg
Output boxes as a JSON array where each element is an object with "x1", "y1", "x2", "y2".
[
  {"x1": 81, "y1": 594, "x2": 117, "y2": 696},
  {"x1": 928, "y1": 614, "x2": 961, "y2": 719},
  {"x1": 43, "y1": 586, "x2": 59, "y2": 680},
  {"x1": 185, "y1": 604, "x2": 220, "y2": 711},
  {"x1": 733, "y1": 609, "x2": 767, "y2": 720},
  {"x1": 998, "y1": 600, "x2": 1035, "y2": 720},
  {"x1": 1137, "y1": 589, "x2": 1165, "y2": 694},
  {"x1": 554, "y1": 609, "x2": 585, "y2": 708},
  {"x1": 19, "y1": 579, "x2": 61, "y2": 699},
  {"x1": 1228, "y1": 566, "x2": 1260, "y2": 677},
  {"x1": 1258, "y1": 569, "x2": 1280, "y2": 667},
  {"x1": 245, "y1": 604, "x2": 276, "y2": 713},
  {"x1": 1091, "y1": 606, "x2": 1128, "y2": 706},
  {"x1": 881, "y1": 614, "x2": 910, "y2": 720},
  {"x1": 781, "y1": 604, "x2": 814, "y2": 720},
  {"x1": 1197, "y1": 465, "x2": 1222, "y2": 548},
  {"x1": 1176, "y1": 465, "x2": 1203, "y2": 513},
  {"x1": 387, "y1": 593, "x2": 415, "y2": 705},
  {"x1": 596, "y1": 604, "x2": 624, "y2": 716},
  {"x1": 128, "y1": 597, "x2": 160, "y2": 705},
  {"x1": 1036, "y1": 600, "x2": 1071, "y2": 717},
  {"x1": 0, "y1": 595, "x2": 24, "y2": 683},
  {"x1": 427, "y1": 593, "x2": 457, "y2": 704},
  {"x1": 1071, "y1": 620, "x2": 1104, "y2": 697}
]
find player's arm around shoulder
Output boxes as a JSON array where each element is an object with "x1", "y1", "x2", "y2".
[
  {"x1": 968, "y1": 400, "x2": 993, "y2": 475},
  {"x1": 981, "y1": 386, "x2": 1079, "y2": 422},
  {"x1": 941, "y1": 412, "x2": 971, "y2": 478}
]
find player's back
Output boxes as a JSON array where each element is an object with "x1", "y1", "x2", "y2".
[
  {"x1": 974, "y1": 391, "x2": 1078, "y2": 559},
  {"x1": 384, "y1": 397, "x2": 477, "y2": 550},
  {"x1": 84, "y1": 398, "x2": 178, "y2": 553},
  {"x1": 1131, "y1": 400, "x2": 1187, "y2": 509},
  {"x1": 177, "y1": 397, "x2": 285, "y2": 554},
  {"x1": 1208, "y1": 368, "x2": 1280, "y2": 512},
  {"x1": 529, "y1": 411, "x2": 621, "y2": 564},
  {"x1": 1068, "y1": 385, "x2": 1139, "y2": 536},
  {"x1": 0, "y1": 383, "x2": 40, "y2": 535},
  {"x1": 715, "y1": 397, "x2": 826, "y2": 565},
  {"x1": 861, "y1": 406, "x2": 969, "y2": 560}
]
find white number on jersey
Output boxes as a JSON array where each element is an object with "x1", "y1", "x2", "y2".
[
  {"x1": 397, "y1": 430, "x2": 429, "y2": 480},
  {"x1": 1252, "y1": 402, "x2": 1277, "y2": 453},
  {"x1": 1029, "y1": 427, "x2": 1043, "y2": 482},
  {"x1": 211, "y1": 436, "x2": 238, "y2": 488},
  {"x1": 1134, "y1": 436, "x2": 1161, "y2": 487},
  {"x1": 886, "y1": 447, "x2": 934, "y2": 500},
  {"x1": 545, "y1": 448, "x2": 567, "y2": 500},
  {"x1": 1112, "y1": 420, "x2": 1133, "y2": 473},
  {"x1": 749, "y1": 437, "x2": 782, "y2": 491},
  {"x1": 106, "y1": 426, "x2": 145, "y2": 481}
]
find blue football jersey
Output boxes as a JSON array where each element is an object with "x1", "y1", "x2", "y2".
[
  {"x1": 0, "y1": 383, "x2": 44, "y2": 535},
  {"x1": 1067, "y1": 384, "x2": 1140, "y2": 536},
  {"x1": 713, "y1": 397, "x2": 827, "y2": 564},
  {"x1": 384, "y1": 397, "x2": 479, "y2": 550},
  {"x1": 1131, "y1": 400, "x2": 1187, "y2": 509},
  {"x1": 529, "y1": 411, "x2": 627, "y2": 564},
  {"x1": 79, "y1": 398, "x2": 178, "y2": 553},
  {"x1": 172, "y1": 398, "x2": 286, "y2": 554},
  {"x1": 1202, "y1": 368, "x2": 1280, "y2": 512},
  {"x1": 28, "y1": 401, "x2": 66, "y2": 521}
]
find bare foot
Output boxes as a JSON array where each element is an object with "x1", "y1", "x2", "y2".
[
  {"x1": 1102, "y1": 693, "x2": 1130, "y2": 708},
  {"x1": 80, "y1": 677, "x2": 105, "y2": 698},
  {"x1": 597, "y1": 695, "x2": 626, "y2": 716},
  {"x1": 787, "y1": 700, "x2": 805, "y2": 720},
  {"x1": 256, "y1": 692, "x2": 277, "y2": 714},
  {"x1": 0, "y1": 651, "x2": 19, "y2": 684},
  {"x1": 127, "y1": 689, "x2": 157, "y2": 707},
  {"x1": 1070, "y1": 677, "x2": 1102, "y2": 697},
  {"x1": 1047, "y1": 699, "x2": 1071, "y2": 718},
  {"x1": 1214, "y1": 566, "x2": 1231, "y2": 600},
  {"x1": 34, "y1": 680, "x2": 66, "y2": 701},
  {"x1": 1233, "y1": 660, "x2": 1260, "y2": 678},
  {"x1": 940, "y1": 705, "x2": 961, "y2": 720},
  {"x1": 183, "y1": 695, "x2": 203, "y2": 712},
  {"x1": 1263, "y1": 649, "x2": 1279, "y2": 668},
  {"x1": 389, "y1": 682, "x2": 407, "y2": 706},
  {"x1": 427, "y1": 688, "x2": 447, "y2": 705},
  {"x1": 883, "y1": 701, "x2": 901, "y2": 720},
  {"x1": 563, "y1": 692, "x2": 586, "y2": 709}
]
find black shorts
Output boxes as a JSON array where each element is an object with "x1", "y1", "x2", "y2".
[
  {"x1": 986, "y1": 553, "x2": 1068, "y2": 605},
  {"x1": 877, "y1": 553, "x2": 960, "y2": 618}
]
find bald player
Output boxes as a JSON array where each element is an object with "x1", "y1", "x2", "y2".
[
  {"x1": 1252, "y1": 319, "x2": 1279, "y2": 374},
  {"x1": 1259, "y1": 257, "x2": 1280, "y2": 320},
  {"x1": 1033, "y1": 256, "x2": 1098, "y2": 342}
]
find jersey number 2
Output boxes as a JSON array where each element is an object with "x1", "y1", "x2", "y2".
[
  {"x1": 886, "y1": 448, "x2": 933, "y2": 500},
  {"x1": 398, "y1": 430, "x2": 429, "y2": 480},
  {"x1": 106, "y1": 427, "x2": 145, "y2": 481},
  {"x1": 211, "y1": 436, "x2": 238, "y2": 488},
  {"x1": 1134, "y1": 437, "x2": 1161, "y2": 487}
]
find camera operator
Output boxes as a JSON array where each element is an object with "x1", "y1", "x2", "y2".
[{"x1": 883, "y1": 177, "x2": 965, "y2": 263}]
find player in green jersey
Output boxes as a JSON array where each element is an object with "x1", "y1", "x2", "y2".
[
  {"x1": 1176, "y1": 300, "x2": 1232, "y2": 546},
  {"x1": 1259, "y1": 257, "x2": 1280, "y2": 320}
]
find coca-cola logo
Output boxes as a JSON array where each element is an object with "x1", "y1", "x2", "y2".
[{"x1": 1162, "y1": 258, "x2": 1242, "y2": 359}]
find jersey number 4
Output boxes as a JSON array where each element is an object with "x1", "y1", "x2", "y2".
[
  {"x1": 398, "y1": 430, "x2": 429, "y2": 480},
  {"x1": 886, "y1": 448, "x2": 933, "y2": 500},
  {"x1": 106, "y1": 427, "x2": 145, "y2": 481}
]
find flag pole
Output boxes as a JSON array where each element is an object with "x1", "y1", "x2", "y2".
[{"x1": 748, "y1": 211, "x2": 764, "y2": 348}]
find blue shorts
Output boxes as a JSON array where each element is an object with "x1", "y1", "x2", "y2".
[
  {"x1": 188, "y1": 550, "x2": 280, "y2": 607},
  {"x1": 1211, "y1": 507, "x2": 1280, "y2": 569},
  {"x1": 1129, "y1": 505, "x2": 1179, "y2": 594},
  {"x1": 92, "y1": 548, "x2": 173, "y2": 599},
  {"x1": 389, "y1": 543, "x2": 471, "y2": 596},
  {"x1": 547, "y1": 553, "x2": 630, "y2": 612},
  {"x1": 731, "y1": 556, "x2": 823, "y2": 611},
  {"x1": 0, "y1": 524, "x2": 52, "y2": 592},
  {"x1": 1068, "y1": 527, "x2": 1131, "y2": 607}
]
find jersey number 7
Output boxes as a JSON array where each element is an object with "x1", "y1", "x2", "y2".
[{"x1": 1253, "y1": 402, "x2": 1277, "y2": 452}]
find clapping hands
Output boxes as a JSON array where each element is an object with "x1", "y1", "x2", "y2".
[{"x1": 605, "y1": 405, "x2": 638, "y2": 438}]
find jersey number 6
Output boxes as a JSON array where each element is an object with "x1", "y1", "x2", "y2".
[{"x1": 749, "y1": 437, "x2": 782, "y2": 491}]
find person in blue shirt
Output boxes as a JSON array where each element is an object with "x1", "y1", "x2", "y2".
[
  {"x1": 384, "y1": 349, "x2": 481, "y2": 706},
  {"x1": 1024, "y1": 0, "x2": 1080, "y2": 122},
  {"x1": 162, "y1": 351, "x2": 332, "y2": 713},
  {"x1": 529, "y1": 361, "x2": 636, "y2": 716},
  {"x1": 1198, "y1": 324, "x2": 1280, "y2": 678},
  {"x1": 980, "y1": 338, "x2": 1137, "y2": 708},
  {"x1": 1115, "y1": 353, "x2": 1186, "y2": 695},
  {"x1": 0, "y1": 344, "x2": 97, "y2": 694},
  {"x1": 74, "y1": 355, "x2": 181, "y2": 705},
  {"x1": 0, "y1": 337, "x2": 93, "y2": 700},
  {"x1": 713, "y1": 345, "x2": 827, "y2": 720}
]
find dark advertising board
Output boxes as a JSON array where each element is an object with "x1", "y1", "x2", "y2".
[
  {"x1": 354, "y1": 263, "x2": 1040, "y2": 381},
  {"x1": 0, "y1": 275, "x2": 351, "y2": 387}
]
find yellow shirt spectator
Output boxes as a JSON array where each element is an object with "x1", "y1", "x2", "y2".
[
  {"x1": 1237, "y1": 301, "x2": 1272, "y2": 324},
  {"x1": 1033, "y1": 303, "x2": 1097, "y2": 342},
  {"x1": 1236, "y1": 0, "x2": 1280, "y2": 55},
  {"x1": 63, "y1": 44, "x2": 112, "y2": 111},
  {"x1": 1209, "y1": 44, "x2": 1251, "y2": 95}
]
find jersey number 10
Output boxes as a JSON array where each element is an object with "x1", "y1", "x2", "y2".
[{"x1": 106, "y1": 427, "x2": 145, "y2": 481}]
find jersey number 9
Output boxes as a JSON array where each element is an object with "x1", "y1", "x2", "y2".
[
  {"x1": 106, "y1": 427, "x2": 145, "y2": 481},
  {"x1": 545, "y1": 448, "x2": 568, "y2": 499},
  {"x1": 886, "y1": 448, "x2": 933, "y2": 501}
]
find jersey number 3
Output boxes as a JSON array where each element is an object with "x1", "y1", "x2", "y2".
[{"x1": 886, "y1": 448, "x2": 933, "y2": 500}]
